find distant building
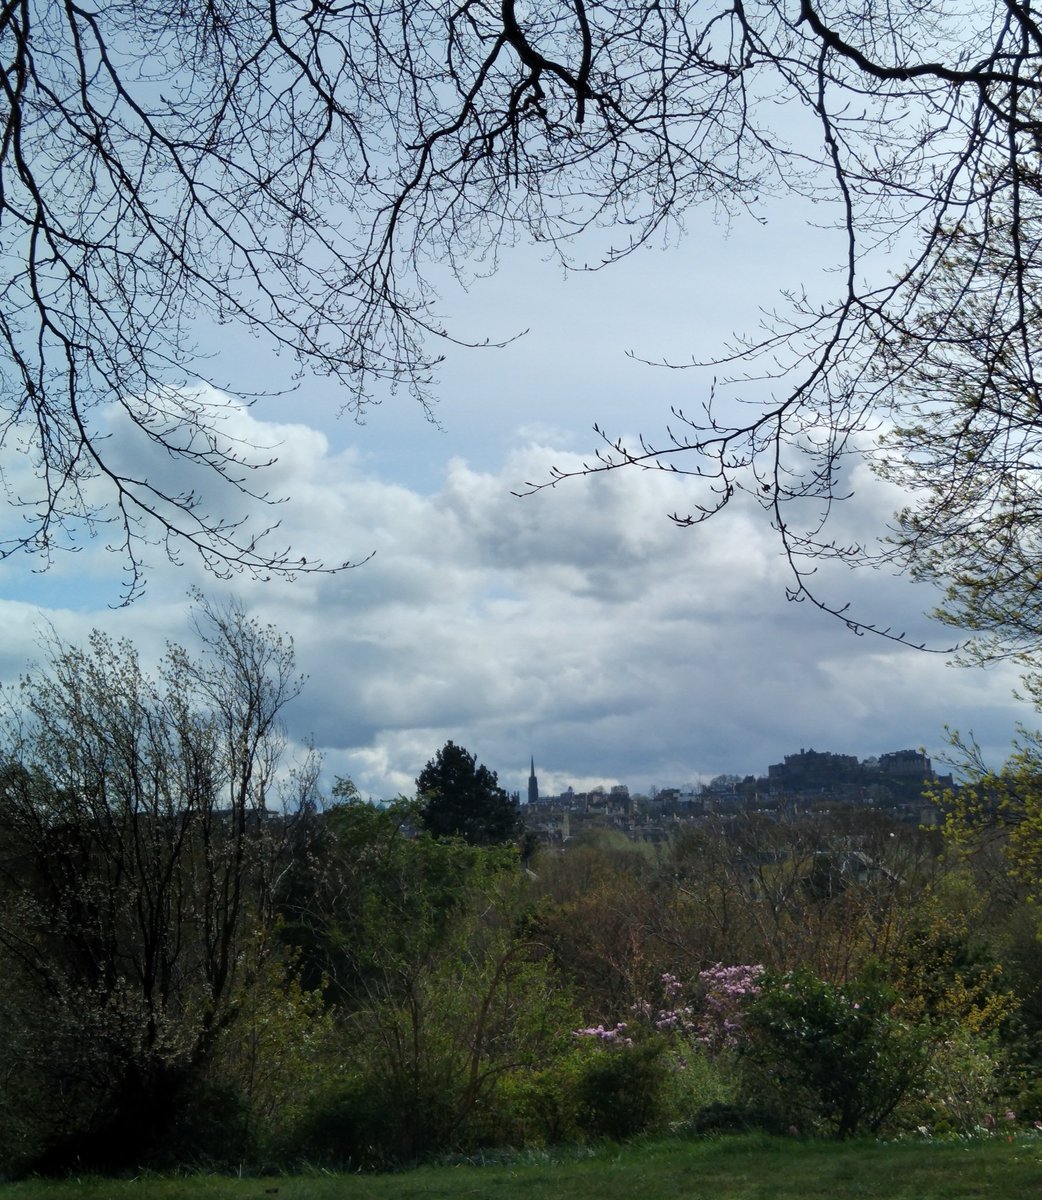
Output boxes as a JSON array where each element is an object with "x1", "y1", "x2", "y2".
[
  {"x1": 767, "y1": 748, "x2": 861, "y2": 791},
  {"x1": 521, "y1": 742, "x2": 948, "y2": 846},
  {"x1": 879, "y1": 749, "x2": 932, "y2": 777}
]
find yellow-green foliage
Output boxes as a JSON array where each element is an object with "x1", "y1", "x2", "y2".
[
  {"x1": 471, "y1": 1053, "x2": 588, "y2": 1148},
  {"x1": 933, "y1": 721, "x2": 1042, "y2": 905},
  {"x1": 906, "y1": 1028, "x2": 1008, "y2": 1136},
  {"x1": 214, "y1": 950, "x2": 337, "y2": 1142},
  {"x1": 890, "y1": 874, "x2": 1017, "y2": 1036}
]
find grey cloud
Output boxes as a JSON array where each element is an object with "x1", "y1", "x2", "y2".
[{"x1": 0, "y1": 397, "x2": 1029, "y2": 803}]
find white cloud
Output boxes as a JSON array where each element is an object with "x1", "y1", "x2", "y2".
[
  {"x1": 0, "y1": 395, "x2": 1029, "y2": 803},
  {"x1": 0, "y1": 155, "x2": 1024, "y2": 810}
]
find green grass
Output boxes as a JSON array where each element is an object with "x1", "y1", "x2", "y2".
[{"x1": 4, "y1": 1135, "x2": 1042, "y2": 1200}]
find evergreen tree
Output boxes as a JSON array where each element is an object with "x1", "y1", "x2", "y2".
[{"x1": 416, "y1": 741, "x2": 521, "y2": 847}]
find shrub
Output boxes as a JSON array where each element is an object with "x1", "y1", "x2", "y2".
[
  {"x1": 464, "y1": 1055, "x2": 587, "y2": 1149},
  {"x1": 157, "y1": 1077, "x2": 255, "y2": 1169},
  {"x1": 666, "y1": 1047, "x2": 743, "y2": 1130},
  {"x1": 289, "y1": 1077, "x2": 419, "y2": 1170},
  {"x1": 906, "y1": 1030, "x2": 1010, "y2": 1136},
  {"x1": 576, "y1": 1039, "x2": 671, "y2": 1140},
  {"x1": 741, "y1": 966, "x2": 929, "y2": 1138},
  {"x1": 687, "y1": 1100, "x2": 789, "y2": 1136}
]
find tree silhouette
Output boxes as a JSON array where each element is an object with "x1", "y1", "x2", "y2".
[
  {"x1": 3, "y1": 1, "x2": 1042, "y2": 613},
  {"x1": 417, "y1": 741, "x2": 522, "y2": 847},
  {"x1": 0, "y1": 594, "x2": 307, "y2": 1169}
]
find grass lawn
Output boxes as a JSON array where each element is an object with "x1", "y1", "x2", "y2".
[{"x1": 4, "y1": 1135, "x2": 1042, "y2": 1200}]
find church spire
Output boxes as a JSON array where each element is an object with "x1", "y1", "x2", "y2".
[{"x1": 527, "y1": 755, "x2": 539, "y2": 805}]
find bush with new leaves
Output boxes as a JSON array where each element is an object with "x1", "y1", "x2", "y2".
[{"x1": 741, "y1": 966, "x2": 929, "y2": 1138}]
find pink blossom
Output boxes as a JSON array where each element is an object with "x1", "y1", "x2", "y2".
[
  {"x1": 696, "y1": 964, "x2": 764, "y2": 1051},
  {"x1": 573, "y1": 1022, "x2": 633, "y2": 1047}
]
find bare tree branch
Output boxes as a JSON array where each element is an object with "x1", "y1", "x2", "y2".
[{"x1": 4, "y1": 1, "x2": 1042, "y2": 621}]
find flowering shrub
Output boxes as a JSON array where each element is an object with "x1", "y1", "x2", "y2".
[
  {"x1": 573, "y1": 1022, "x2": 633, "y2": 1047},
  {"x1": 629, "y1": 964, "x2": 763, "y2": 1049},
  {"x1": 696, "y1": 963, "x2": 764, "y2": 1053},
  {"x1": 571, "y1": 964, "x2": 767, "y2": 1139},
  {"x1": 632, "y1": 973, "x2": 696, "y2": 1035}
]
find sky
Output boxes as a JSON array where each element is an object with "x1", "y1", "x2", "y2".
[{"x1": 0, "y1": 192, "x2": 1031, "y2": 803}]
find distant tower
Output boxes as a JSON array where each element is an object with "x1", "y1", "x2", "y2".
[{"x1": 528, "y1": 755, "x2": 539, "y2": 805}]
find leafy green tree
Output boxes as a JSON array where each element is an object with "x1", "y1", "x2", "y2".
[
  {"x1": 211, "y1": 949, "x2": 338, "y2": 1155},
  {"x1": 338, "y1": 887, "x2": 577, "y2": 1164},
  {"x1": 923, "y1": 726, "x2": 1042, "y2": 1124},
  {"x1": 417, "y1": 741, "x2": 522, "y2": 846},
  {"x1": 291, "y1": 850, "x2": 579, "y2": 1167},
  {"x1": 283, "y1": 785, "x2": 517, "y2": 1006},
  {"x1": 933, "y1": 721, "x2": 1042, "y2": 909}
]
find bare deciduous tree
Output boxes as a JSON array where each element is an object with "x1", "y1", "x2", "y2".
[
  {"x1": 512, "y1": 4, "x2": 1042, "y2": 646},
  {"x1": 0, "y1": 594, "x2": 307, "y2": 1167},
  {"x1": 4, "y1": 1, "x2": 1040, "y2": 613}
]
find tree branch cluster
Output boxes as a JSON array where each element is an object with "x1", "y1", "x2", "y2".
[{"x1": 4, "y1": 1, "x2": 1042, "y2": 621}]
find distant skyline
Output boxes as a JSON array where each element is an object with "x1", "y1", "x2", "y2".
[
  {"x1": 516, "y1": 742, "x2": 945, "y2": 800},
  {"x1": 0, "y1": 198, "x2": 1029, "y2": 803}
]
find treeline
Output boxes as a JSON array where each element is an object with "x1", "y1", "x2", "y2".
[{"x1": 0, "y1": 604, "x2": 1040, "y2": 1176}]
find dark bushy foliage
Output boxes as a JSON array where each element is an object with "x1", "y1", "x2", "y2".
[
  {"x1": 417, "y1": 741, "x2": 522, "y2": 846},
  {"x1": 159, "y1": 1078, "x2": 255, "y2": 1171},
  {"x1": 24, "y1": 1069, "x2": 253, "y2": 1176},
  {"x1": 290, "y1": 1078, "x2": 452, "y2": 1170},
  {"x1": 576, "y1": 1041, "x2": 670, "y2": 1141},
  {"x1": 741, "y1": 967, "x2": 928, "y2": 1138},
  {"x1": 687, "y1": 1101, "x2": 789, "y2": 1137}
]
